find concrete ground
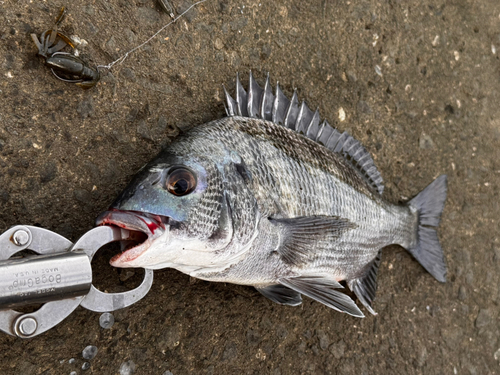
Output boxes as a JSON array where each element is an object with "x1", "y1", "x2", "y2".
[{"x1": 1, "y1": 0, "x2": 499, "y2": 374}]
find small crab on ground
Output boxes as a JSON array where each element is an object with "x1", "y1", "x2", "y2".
[{"x1": 30, "y1": 7, "x2": 100, "y2": 90}]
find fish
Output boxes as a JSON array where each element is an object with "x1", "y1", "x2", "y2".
[{"x1": 96, "y1": 72, "x2": 447, "y2": 317}]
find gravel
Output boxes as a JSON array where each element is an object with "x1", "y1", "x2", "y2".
[
  {"x1": 82, "y1": 345, "x2": 98, "y2": 360},
  {"x1": 99, "y1": 313, "x2": 115, "y2": 329},
  {"x1": 119, "y1": 360, "x2": 136, "y2": 375}
]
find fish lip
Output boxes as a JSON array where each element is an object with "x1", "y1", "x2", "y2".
[{"x1": 96, "y1": 209, "x2": 168, "y2": 266}]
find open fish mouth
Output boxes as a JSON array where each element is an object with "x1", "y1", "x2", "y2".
[{"x1": 96, "y1": 209, "x2": 168, "y2": 266}]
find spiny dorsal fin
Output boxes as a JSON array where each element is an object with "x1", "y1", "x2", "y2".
[
  {"x1": 260, "y1": 73, "x2": 274, "y2": 121},
  {"x1": 224, "y1": 72, "x2": 384, "y2": 195},
  {"x1": 347, "y1": 251, "x2": 382, "y2": 315}
]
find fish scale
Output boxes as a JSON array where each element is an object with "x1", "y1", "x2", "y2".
[{"x1": 99, "y1": 73, "x2": 448, "y2": 318}]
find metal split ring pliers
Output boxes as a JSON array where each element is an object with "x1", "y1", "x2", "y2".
[{"x1": 0, "y1": 225, "x2": 153, "y2": 338}]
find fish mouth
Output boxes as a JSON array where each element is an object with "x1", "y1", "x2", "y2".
[{"x1": 96, "y1": 209, "x2": 169, "y2": 267}]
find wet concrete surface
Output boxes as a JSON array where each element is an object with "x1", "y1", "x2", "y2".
[{"x1": 1, "y1": 0, "x2": 500, "y2": 374}]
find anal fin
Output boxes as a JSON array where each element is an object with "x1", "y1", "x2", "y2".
[
  {"x1": 279, "y1": 275, "x2": 364, "y2": 317},
  {"x1": 255, "y1": 284, "x2": 302, "y2": 306},
  {"x1": 347, "y1": 251, "x2": 381, "y2": 315}
]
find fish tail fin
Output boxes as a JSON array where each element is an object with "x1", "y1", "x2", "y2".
[{"x1": 406, "y1": 175, "x2": 448, "y2": 282}]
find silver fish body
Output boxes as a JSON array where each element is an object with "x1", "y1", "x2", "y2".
[{"x1": 97, "y1": 73, "x2": 447, "y2": 317}]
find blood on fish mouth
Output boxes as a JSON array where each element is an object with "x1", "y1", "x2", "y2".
[{"x1": 95, "y1": 209, "x2": 168, "y2": 265}]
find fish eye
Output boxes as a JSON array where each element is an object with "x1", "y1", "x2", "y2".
[{"x1": 165, "y1": 167, "x2": 197, "y2": 196}]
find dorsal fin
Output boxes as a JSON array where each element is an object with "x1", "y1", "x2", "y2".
[{"x1": 224, "y1": 72, "x2": 384, "y2": 194}]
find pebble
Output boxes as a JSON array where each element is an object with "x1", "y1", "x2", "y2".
[
  {"x1": 86, "y1": 21, "x2": 99, "y2": 35},
  {"x1": 288, "y1": 27, "x2": 299, "y2": 39},
  {"x1": 3, "y1": 54, "x2": 14, "y2": 70},
  {"x1": 119, "y1": 269, "x2": 136, "y2": 282},
  {"x1": 194, "y1": 56, "x2": 204, "y2": 69},
  {"x1": 339, "y1": 107, "x2": 346, "y2": 121},
  {"x1": 68, "y1": 358, "x2": 76, "y2": 364},
  {"x1": 74, "y1": 189, "x2": 92, "y2": 204},
  {"x1": 82, "y1": 362, "x2": 90, "y2": 371},
  {"x1": 222, "y1": 341, "x2": 238, "y2": 361},
  {"x1": 121, "y1": 68, "x2": 136, "y2": 82},
  {"x1": 330, "y1": 339, "x2": 345, "y2": 359},
  {"x1": 465, "y1": 270, "x2": 474, "y2": 285},
  {"x1": 214, "y1": 38, "x2": 224, "y2": 50},
  {"x1": 83, "y1": 5, "x2": 95, "y2": 15},
  {"x1": 260, "y1": 316, "x2": 273, "y2": 330},
  {"x1": 458, "y1": 286, "x2": 467, "y2": 301},
  {"x1": 215, "y1": 51, "x2": 224, "y2": 62},
  {"x1": 316, "y1": 330, "x2": 329, "y2": 350},
  {"x1": 347, "y1": 71, "x2": 357, "y2": 82},
  {"x1": 99, "y1": 313, "x2": 115, "y2": 329},
  {"x1": 77, "y1": 98, "x2": 95, "y2": 119},
  {"x1": 136, "y1": 7, "x2": 161, "y2": 25},
  {"x1": 70, "y1": 372, "x2": 77, "y2": 375},
  {"x1": 158, "y1": 326, "x2": 181, "y2": 350},
  {"x1": 494, "y1": 248, "x2": 500, "y2": 262},
  {"x1": 0, "y1": 189, "x2": 10, "y2": 203},
  {"x1": 82, "y1": 345, "x2": 98, "y2": 360},
  {"x1": 124, "y1": 28, "x2": 137, "y2": 44},
  {"x1": 276, "y1": 325, "x2": 288, "y2": 340},
  {"x1": 163, "y1": 372, "x2": 174, "y2": 375},
  {"x1": 177, "y1": 0, "x2": 198, "y2": 22},
  {"x1": 494, "y1": 348, "x2": 500, "y2": 361},
  {"x1": 475, "y1": 309, "x2": 492, "y2": 328},
  {"x1": 441, "y1": 328, "x2": 462, "y2": 350},
  {"x1": 246, "y1": 329, "x2": 261, "y2": 346},
  {"x1": 274, "y1": 31, "x2": 286, "y2": 48},
  {"x1": 417, "y1": 346, "x2": 428, "y2": 367},
  {"x1": 230, "y1": 17, "x2": 248, "y2": 31},
  {"x1": 302, "y1": 329, "x2": 312, "y2": 339},
  {"x1": 155, "y1": 116, "x2": 167, "y2": 135},
  {"x1": 105, "y1": 37, "x2": 117, "y2": 56},
  {"x1": 119, "y1": 360, "x2": 136, "y2": 375},
  {"x1": 261, "y1": 43, "x2": 272, "y2": 60},
  {"x1": 40, "y1": 161, "x2": 57, "y2": 183},
  {"x1": 297, "y1": 341, "x2": 306, "y2": 357},
  {"x1": 137, "y1": 120, "x2": 153, "y2": 141},
  {"x1": 419, "y1": 133, "x2": 435, "y2": 149},
  {"x1": 127, "y1": 108, "x2": 139, "y2": 122},
  {"x1": 357, "y1": 100, "x2": 372, "y2": 114}
]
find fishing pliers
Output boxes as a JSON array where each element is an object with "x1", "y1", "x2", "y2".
[{"x1": 0, "y1": 225, "x2": 153, "y2": 338}]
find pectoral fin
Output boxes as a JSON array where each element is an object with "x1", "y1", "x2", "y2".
[
  {"x1": 278, "y1": 275, "x2": 364, "y2": 318},
  {"x1": 269, "y1": 216, "x2": 356, "y2": 266},
  {"x1": 255, "y1": 284, "x2": 302, "y2": 306}
]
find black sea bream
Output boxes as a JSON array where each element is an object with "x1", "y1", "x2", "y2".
[{"x1": 97, "y1": 73, "x2": 447, "y2": 317}]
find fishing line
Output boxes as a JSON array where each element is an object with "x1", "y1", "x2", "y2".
[{"x1": 97, "y1": 0, "x2": 208, "y2": 71}]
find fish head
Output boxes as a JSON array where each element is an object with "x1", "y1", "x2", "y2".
[{"x1": 97, "y1": 146, "x2": 238, "y2": 271}]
